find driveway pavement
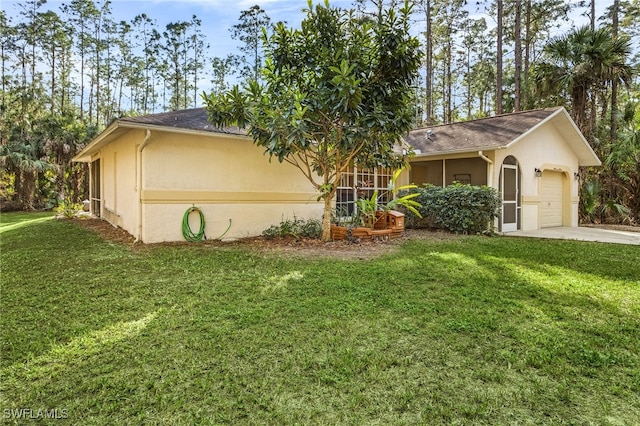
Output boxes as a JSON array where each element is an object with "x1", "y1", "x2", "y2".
[{"x1": 505, "y1": 227, "x2": 640, "y2": 245}]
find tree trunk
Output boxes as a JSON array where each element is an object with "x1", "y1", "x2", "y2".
[
  {"x1": 424, "y1": 0, "x2": 432, "y2": 124},
  {"x1": 496, "y1": 0, "x2": 503, "y2": 115},
  {"x1": 514, "y1": 0, "x2": 522, "y2": 112},
  {"x1": 610, "y1": 0, "x2": 619, "y2": 142},
  {"x1": 523, "y1": 0, "x2": 531, "y2": 109},
  {"x1": 20, "y1": 169, "x2": 37, "y2": 210},
  {"x1": 321, "y1": 194, "x2": 333, "y2": 242},
  {"x1": 50, "y1": 38, "x2": 56, "y2": 113},
  {"x1": 80, "y1": 32, "x2": 85, "y2": 121},
  {"x1": 446, "y1": 40, "x2": 452, "y2": 123}
]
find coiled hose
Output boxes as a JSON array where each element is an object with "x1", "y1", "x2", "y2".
[{"x1": 182, "y1": 206, "x2": 206, "y2": 242}]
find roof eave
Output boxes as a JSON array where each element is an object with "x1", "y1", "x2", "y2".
[
  {"x1": 558, "y1": 109, "x2": 601, "y2": 166},
  {"x1": 72, "y1": 120, "x2": 121, "y2": 162},
  {"x1": 73, "y1": 120, "x2": 249, "y2": 163},
  {"x1": 118, "y1": 120, "x2": 247, "y2": 139},
  {"x1": 410, "y1": 146, "x2": 506, "y2": 158}
]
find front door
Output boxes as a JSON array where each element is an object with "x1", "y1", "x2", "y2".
[{"x1": 501, "y1": 161, "x2": 519, "y2": 232}]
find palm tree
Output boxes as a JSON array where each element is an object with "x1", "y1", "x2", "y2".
[
  {"x1": 533, "y1": 26, "x2": 632, "y2": 141},
  {"x1": 605, "y1": 102, "x2": 640, "y2": 222},
  {"x1": 0, "y1": 140, "x2": 50, "y2": 210}
]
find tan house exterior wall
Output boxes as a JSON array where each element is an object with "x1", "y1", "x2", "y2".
[
  {"x1": 92, "y1": 129, "x2": 322, "y2": 243},
  {"x1": 92, "y1": 129, "x2": 141, "y2": 236},
  {"x1": 495, "y1": 122, "x2": 580, "y2": 230}
]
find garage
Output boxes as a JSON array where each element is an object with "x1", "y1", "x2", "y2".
[
  {"x1": 405, "y1": 107, "x2": 601, "y2": 232},
  {"x1": 540, "y1": 171, "x2": 564, "y2": 228}
]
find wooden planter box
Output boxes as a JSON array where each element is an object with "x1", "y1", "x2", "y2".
[
  {"x1": 330, "y1": 211, "x2": 404, "y2": 241},
  {"x1": 330, "y1": 224, "x2": 349, "y2": 240},
  {"x1": 387, "y1": 210, "x2": 405, "y2": 238},
  {"x1": 373, "y1": 210, "x2": 405, "y2": 239},
  {"x1": 351, "y1": 227, "x2": 372, "y2": 240},
  {"x1": 330, "y1": 225, "x2": 375, "y2": 241}
]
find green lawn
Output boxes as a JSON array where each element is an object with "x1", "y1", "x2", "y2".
[{"x1": 1, "y1": 213, "x2": 639, "y2": 425}]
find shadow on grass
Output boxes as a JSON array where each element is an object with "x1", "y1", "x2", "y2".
[{"x1": 1, "y1": 217, "x2": 639, "y2": 423}]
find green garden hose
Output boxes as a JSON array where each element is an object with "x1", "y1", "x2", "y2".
[{"x1": 182, "y1": 207, "x2": 206, "y2": 242}]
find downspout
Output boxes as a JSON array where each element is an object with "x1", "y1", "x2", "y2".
[
  {"x1": 478, "y1": 150, "x2": 493, "y2": 187},
  {"x1": 136, "y1": 129, "x2": 151, "y2": 242}
]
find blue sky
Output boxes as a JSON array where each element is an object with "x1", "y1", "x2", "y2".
[
  {"x1": 102, "y1": 0, "x2": 356, "y2": 58},
  {"x1": 1, "y1": 0, "x2": 613, "y2": 107},
  {"x1": 2, "y1": 0, "x2": 606, "y2": 61},
  {"x1": 2, "y1": 0, "x2": 355, "y2": 59}
]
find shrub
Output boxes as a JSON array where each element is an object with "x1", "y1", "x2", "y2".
[
  {"x1": 402, "y1": 183, "x2": 501, "y2": 234},
  {"x1": 262, "y1": 216, "x2": 323, "y2": 240},
  {"x1": 55, "y1": 199, "x2": 83, "y2": 219}
]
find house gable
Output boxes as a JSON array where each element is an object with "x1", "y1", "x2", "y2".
[
  {"x1": 505, "y1": 107, "x2": 601, "y2": 167},
  {"x1": 405, "y1": 107, "x2": 600, "y2": 167},
  {"x1": 406, "y1": 108, "x2": 562, "y2": 156}
]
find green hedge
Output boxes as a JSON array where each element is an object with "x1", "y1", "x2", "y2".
[{"x1": 403, "y1": 183, "x2": 501, "y2": 234}]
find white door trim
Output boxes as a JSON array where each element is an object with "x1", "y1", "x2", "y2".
[{"x1": 501, "y1": 163, "x2": 519, "y2": 232}]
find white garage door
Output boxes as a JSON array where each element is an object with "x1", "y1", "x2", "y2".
[{"x1": 540, "y1": 171, "x2": 563, "y2": 228}]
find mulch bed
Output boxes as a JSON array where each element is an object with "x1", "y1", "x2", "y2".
[
  {"x1": 70, "y1": 217, "x2": 639, "y2": 260},
  {"x1": 70, "y1": 218, "x2": 459, "y2": 259}
]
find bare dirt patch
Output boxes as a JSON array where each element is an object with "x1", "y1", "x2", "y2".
[
  {"x1": 71, "y1": 218, "x2": 459, "y2": 260},
  {"x1": 72, "y1": 217, "x2": 138, "y2": 245}
]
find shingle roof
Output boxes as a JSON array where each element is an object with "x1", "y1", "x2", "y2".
[
  {"x1": 406, "y1": 107, "x2": 563, "y2": 155},
  {"x1": 119, "y1": 107, "x2": 246, "y2": 136}
]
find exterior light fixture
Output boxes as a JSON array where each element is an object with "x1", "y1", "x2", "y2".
[{"x1": 534, "y1": 168, "x2": 542, "y2": 177}]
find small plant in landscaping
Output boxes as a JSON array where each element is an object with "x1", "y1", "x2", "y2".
[
  {"x1": 355, "y1": 168, "x2": 422, "y2": 229},
  {"x1": 55, "y1": 199, "x2": 83, "y2": 219},
  {"x1": 331, "y1": 206, "x2": 356, "y2": 227},
  {"x1": 262, "y1": 216, "x2": 323, "y2": 240}
]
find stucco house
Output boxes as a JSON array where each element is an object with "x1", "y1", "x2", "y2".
[
  {"x1": 72, "y1": 108, "x2": 324, "y2": 243},
  {"x1": 73, "y1": 106, "x2": 599, "y2": 242},
  {"x1": 404, "y1": 106, "x2": 601, "y2": 232}
]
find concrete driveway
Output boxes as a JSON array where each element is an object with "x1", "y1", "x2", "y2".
[{"x1": 505, "y1": 227, "x2": 640, "y2": 245}]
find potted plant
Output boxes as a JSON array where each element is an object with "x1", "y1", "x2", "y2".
[
  {"x1": 331, "y1": 168, "x2": 423, "y2": 241},
  {"x1": 356, "y1": 168, "x2": 422, "y2": 229},
  {"x1": 330, "y1": 206, "x2": 354, "y2": 240}
]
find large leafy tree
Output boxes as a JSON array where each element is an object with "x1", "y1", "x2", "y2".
[{"x1": 205, "y1": 0, "x2": 422, "y2": 241}]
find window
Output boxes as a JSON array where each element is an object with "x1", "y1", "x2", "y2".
[{"x1": 336, "y1": 167, "x2": 393, "y2": 218}]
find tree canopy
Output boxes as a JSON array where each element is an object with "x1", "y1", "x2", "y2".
[{"x1": 204, "y1": 0, "x2": 422, "y2": 241}]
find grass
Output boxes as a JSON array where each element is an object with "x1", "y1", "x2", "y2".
[{"x1": 1, "y1": 212, "x2": 639, "y2": 425}]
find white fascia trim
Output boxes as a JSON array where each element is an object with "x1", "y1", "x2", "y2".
[{"x1": 118, "y1": 122, "x2": 249, "y2": 141}]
